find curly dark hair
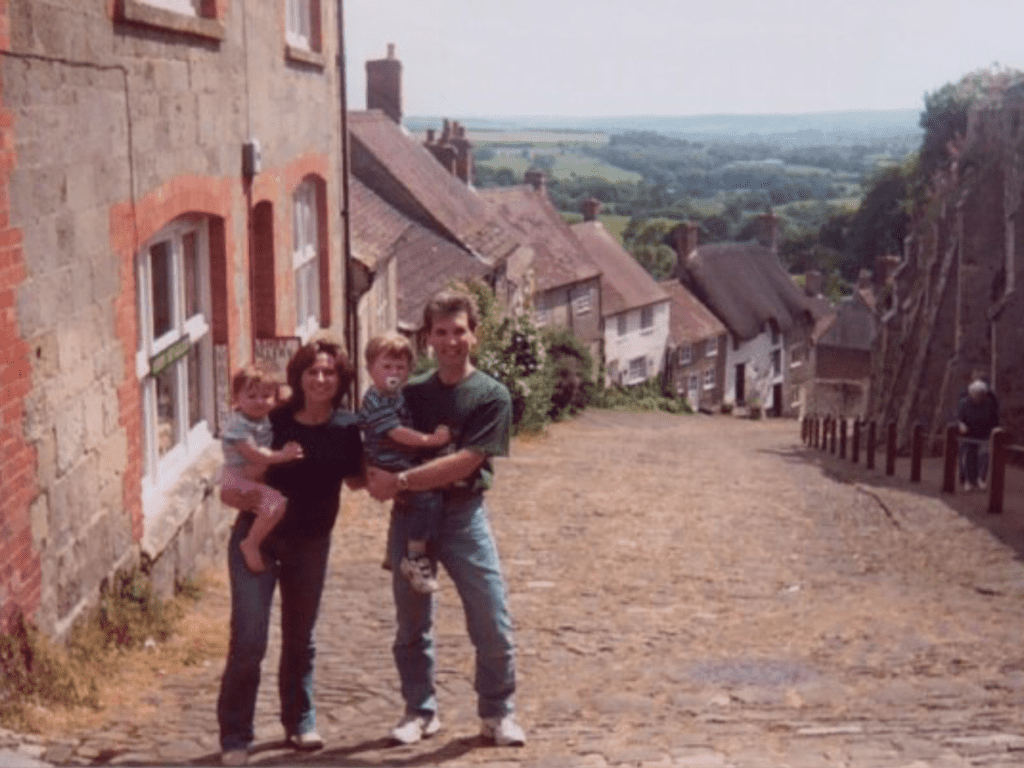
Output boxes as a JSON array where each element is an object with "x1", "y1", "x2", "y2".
[{"x1": 283, "y1": 338, "x2": 353, "y2": 412}]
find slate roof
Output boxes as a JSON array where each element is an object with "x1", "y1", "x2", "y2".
[
  {"x1": 348, "y1": 110, "x2": 520, "y2": 266},
  {"x1": 570, "y1": 221, "x2": 669, "y2": 316},
  {"x1": 813, "y1": 293, "x2": 876, "y2": 351},
  {"x1": 480, "y1": 185, "x2": 600, "y2": 292},
  {"x1": 348, "y1": 176, "x2": 489, "y2": 332},
  {"x1": 680, "y1": 242, "x2": 817, "y2": 341},
  {"x1": 659, "y1": 279, "x2": 726, "y2": 346}
]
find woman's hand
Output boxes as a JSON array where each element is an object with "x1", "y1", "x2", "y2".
[{"x1": 366, "y1": 466, "x2": 398, "y2": 502}]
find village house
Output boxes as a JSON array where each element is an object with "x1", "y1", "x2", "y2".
[
  {"x1": 481, "y1": 182, "x2": 603, "y2": 369},
  {"x1": 570, "y1": 202, "x2": 671, "y2": 387},
  {"x1": 0, "y1": 1, "x2": 348, "y2": 635},
  {"x1": 659, "y1": 279, "x2": 728, "y2": 411},
  {"x1": 868, "y1": 80, "x2": 1024, "y2": 448},
  {"x1": 670, "y1": 217, "x2": 818, "y2": 416}
]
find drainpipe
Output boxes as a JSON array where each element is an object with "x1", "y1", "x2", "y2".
[{"x1": 336, "y1": 0, "x2": 358, "y2": 401}]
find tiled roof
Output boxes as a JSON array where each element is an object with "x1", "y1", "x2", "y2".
[
  {"x1": 658, "y1": 279, "x2": 726, "y2": 346},
  {"x1": 680, "y1": 242, "x2": 816, "y2": 341},
  {"x1": 480, "y1": 185, "x2": 600, "y2": 292},
  {"x1": 570, "y1": 221, "x2": 669, "y2": 316},
  {"x1": 813, "y1": 294, "x2": 876, "y2": 351},
  {"x1": 348, "y1": 177, "x2": 413, "y2": 271},
  {"x1": 348, "y1": 111, "x2": 520, "y2": 266}
]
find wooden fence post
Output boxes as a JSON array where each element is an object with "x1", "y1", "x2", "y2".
[
  {"x1": 988, "y1": 428, "x2": 1009, "y2": 515},
  {"x1": 839, "y1": 419, "x2": 847, "y2": 459},
  {"x1": 866, "y1": 421, "x2": 876, "y2": 470},
  {"x1": 852, "y1": 420, "x2": 860, "y2": 464},
  {"x1": 886, "y1": 422, "x2": 896, "y2": 476},
  {"x1": 813, "y1": 417, "x2": 820, "y2": 449},
  {"x1": 801, "y1": 417, "x2": 808, "y2": 444},
  {"x1": 941, "y1": 422, "x2": 958, "y2": 494},
  {"x1": 830, "y1": 418, "x2": 837, "y2": 454},
  {"x1": 911, "y1": 423, "x2": 924, "y2": 483}
]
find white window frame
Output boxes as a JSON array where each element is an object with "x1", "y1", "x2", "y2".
[
  {"x1": 572, "y1": 286, "x2": 592, "y2": 315},
  {"x1": 293, "y1": 179, "x2": 321, "y2": 341},
  {"x1": 286, "y1": 0, "x2": 314, "y2": 50},
  {"x1": 640, "y1": 305, "x2": 654, "y2": 331},
  {"x1": 705, "y1": 337, "x2": 717, "y2": 357},
  {"x1": 628, "y1": 356, "x2": 647, "y2": 382},
  {"x1": 679, "y1": 345, "x2": 692, "y2": 365},
  {"x1": 703, "y1": 367, "x2": 716, "y2": 389},
  {"x1": 142, "y1": 0, "x2": 201, "y2": 15},
  {"x1": 135, "y1": 217, "x2": 215, "y2": 518},
  {"x1": 790, "y1": 343, "x2": 804, "y2": 367}
]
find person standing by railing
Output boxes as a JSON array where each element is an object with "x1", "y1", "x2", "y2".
[{"x1": 957, "y1": 377, "x2": 1000, "y2": 491}]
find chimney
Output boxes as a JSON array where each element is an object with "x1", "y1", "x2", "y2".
[
  {"x1": 756, "y1": 212, "x2": 777, "y2": 251},
  {"x1": 804, "y1": 269, "x2": 823, "y2": 297},
  {"x1": 524, "y1": 170, "x2": 546, "y2": 195},
  {"x1": 451, "y1": 121, "x2": 474, "y2": 184},
  {"x1": 581, "y1": 196, "x2": 601, "y2": 222},
  {"x1": 424, "y1": 128, "x2": 435, "y2": 145},
  {"x1": 669, "y1": 222, "x2": 699, "y2": 259},
  {"x1": 366, "y1": 43, "x2": 402, "y2": 124}
]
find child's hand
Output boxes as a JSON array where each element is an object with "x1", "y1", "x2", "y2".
[
  {"x1": 280, "y1": 441, "x2": 305, "y2": 461},
  {"x1": 432, "y1": 425, "x2": 452, "y2": 446}
]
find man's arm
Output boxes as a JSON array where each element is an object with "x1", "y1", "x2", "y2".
[{"x1": 367, "y1": 448, "x2": 485, "y2": 501}]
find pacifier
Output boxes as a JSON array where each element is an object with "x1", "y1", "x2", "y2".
[{"x1": 385, "y1": 376, "x2": 401, "y2": 391}]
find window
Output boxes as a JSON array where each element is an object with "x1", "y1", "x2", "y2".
[
  {"x1": 142, "y1": 0, "x2": 201, "y2": 14},
  {"x1": 703, "y1": 368, "x2": 715, "y2": 389},
  {"x1": 790, "y1": 343, "x2": 804, "y2": 367},
  {"x1": 617, "y1": 314, "x2": 627, "y2": 336},
  {"x1": 640, "y1": 305, "x2": 654, "y2": 330},
  {"x1": 705, "y1": 337, "x2": 717, "y2": 357},
  {"x1": 679, "y1": 345, "x2": 692, "y2": 365},
  {"x1": 572, "y1": 286, "x2": 592, "y2": 315},
  {"x1": 688, "y1": 373, "x2": 699, "y2": 392},
  {"x1": 534, "y1": 300, "x2": 550, "y2": 326},
  {"x1": 293, "y1": 179, "x2": 321, "y2": 341},
  {"x1": 628, "y1": 356, "x2": 647, "y2": 381},
  {"x1": 287, "y1": 0, "x2": 319, "y2": 51},
  {"x1": 135, "y1": 218, "x2": 215, "y2": 511},
  {"x1": 771, "y1": 349, "x2": 782, "y2": 377},
  {"x1": 769, "y1": 322, "x2": 780, "y2": 346}
]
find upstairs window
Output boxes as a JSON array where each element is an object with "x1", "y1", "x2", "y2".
[
  {"x1": 143, "y1": 0, "x2": 202, "y2": 13},
  {"x1": 572, "y1": 286, "x2": 592, "y2": 315},
  {"x1": 617, "y1": 315, "x2": 628, "y2": 336},
  {"x1": 293, "y1": 179, "x2": 324, "y2": 340},
  {"x1": 287, "y1": 0, "x2": 321, "y2": 51},
  {"x1": 705, "y1": 337, "x2": 717, "y2": 357},
  {"x1": 640, "y1": 305, "x2": 654, "y2": 330},
  {"x1": 679, "y1": 345, "x2": 692, "y2": 365},
  {"x1": 703, "y1": 368, "x2": 715, "y2": 389}
]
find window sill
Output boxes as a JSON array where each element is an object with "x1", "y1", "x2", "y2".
[
  {"x1": 286, "y1": 44, "x2": 326, "y2": 69},
  {"x1": 120, "y1": 0, "x2": 225, "y2": 41}
]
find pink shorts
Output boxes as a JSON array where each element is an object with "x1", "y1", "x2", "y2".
[{"x1": 220, "y1": 469, "x2": 286, "y2": 518}]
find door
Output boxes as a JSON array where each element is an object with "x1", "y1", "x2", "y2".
[{"x1": 735, "y1": 363, "x2": 746, "y2": 405}]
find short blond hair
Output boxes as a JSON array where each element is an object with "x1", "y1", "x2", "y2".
[
  {"x1": 365, "y1": 332, "x2": 414, "y2": 367},
  {"x1": 231, "y1": 363, "x2": 280, "y2": 399}
]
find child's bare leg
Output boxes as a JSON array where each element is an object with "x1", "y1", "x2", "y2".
[{"x1": 240, "y1": 492, "x2": 286, "y2": 573}]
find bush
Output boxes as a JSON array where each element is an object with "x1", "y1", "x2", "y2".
[
  {"x1": 543, "y1": 326, "x2": 596, "y2": 421},
  {"x1": 594, "y1": 378, "x2": 690, "y2": 415}
]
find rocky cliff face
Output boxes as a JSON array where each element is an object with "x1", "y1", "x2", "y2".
[{"x1": 869, "y1": 82, "x2": 1024, "y2": 449}]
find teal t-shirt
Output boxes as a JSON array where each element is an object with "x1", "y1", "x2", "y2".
[{"x1": 402, "y1": 369, "x2": 512, "y2": 493}]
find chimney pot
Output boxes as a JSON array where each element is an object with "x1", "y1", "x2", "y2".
[
  {"x1": 757, "y1": 212, "x2": 778, "y2": 251},
  {"x1": 524, "y1": 170, "x2": 547, "y2": 194},
  {"x1": 387, "y1": 42, "x2": 396, "y2": 59},
  {"x1": 581, "y1": 197, "x2": 601, "y2": 222}
]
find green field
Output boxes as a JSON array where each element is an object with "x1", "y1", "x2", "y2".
[{"x1": 477, "y1": 148, "x2": 642, "y2": 183}]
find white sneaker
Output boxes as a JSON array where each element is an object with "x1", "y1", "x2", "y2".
[
  {"x1": 390, "y1": 712, "x2": 441, "y2": 744},
  {"x1": 400, "y1": 555, "x2": 439, "y2": 594},
  {"x1": 963, "y1": 482, "x2": 975, "y2": 492},
  {"x1": 481, "y1": 714, "x2": 526, "y2": 746},
  {"x1": 220, "y1": 750, "x2": 248, "y2": 766},
  {"x1": 978, "y1": 479, "x2": 987, "y2": 491}
]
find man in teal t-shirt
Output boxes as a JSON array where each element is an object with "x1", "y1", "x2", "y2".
[{"x1": 368, "y1": 288, "x2": 525, "y2": 748}]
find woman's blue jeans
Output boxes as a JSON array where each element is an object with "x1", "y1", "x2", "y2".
[
  {"x1": 217, "y1": 513, "x2": 331, "y2": 752},
  {"x1": 387, "y1": 493, "x2": 517, "y2": 720}
]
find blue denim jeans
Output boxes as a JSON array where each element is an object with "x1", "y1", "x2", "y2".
[
  {"x1": 217, "y1": 513, "x2": 331, "y2": 752},
  {"x1": 959, "y1": 438, "x2": 990, "y2": 484},
  {"x1": 388, "y1": 493, "x2": 516, "y2": 719}
]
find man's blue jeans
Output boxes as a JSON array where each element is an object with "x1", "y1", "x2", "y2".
[
  {"x1": 388, "y1": 493, "x2": 516, "y2": 719},
  {"x1": 959, "y1": 438, "x2": 990, "y2": 485},
  {"x1": 217, "y1": 513, "x2": 331, "y2": 751}
]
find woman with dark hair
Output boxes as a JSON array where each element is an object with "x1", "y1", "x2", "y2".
[{"x1": 217, "y1": 338, "x2": 363, "y2": 766}]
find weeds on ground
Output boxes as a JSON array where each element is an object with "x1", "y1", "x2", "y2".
[
  {"x1": 0, "y1": 567, "x2": 206, "y2": 731},
  {"x1": 595, "y1": 378, "x2": 691, "y2": 415}
]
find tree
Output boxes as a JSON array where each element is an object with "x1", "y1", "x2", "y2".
[{"x1": 843, "y1": 165, "x2": 909, "y2": 280}]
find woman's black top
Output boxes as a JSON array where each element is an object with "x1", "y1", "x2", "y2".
[{"x1": 263, "y1": 407, "x2": 363, "y2": 539}]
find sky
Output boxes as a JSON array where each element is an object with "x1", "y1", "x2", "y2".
[{"x1": 342, "y1": 0, "x2": 1024, "y2": 118}]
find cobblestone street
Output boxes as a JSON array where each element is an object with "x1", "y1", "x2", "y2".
[{"x1": 4, "y1": 411, "x2": 1024, "y2": 767}]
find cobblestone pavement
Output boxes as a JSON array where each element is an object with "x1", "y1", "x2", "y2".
[{"x1": 3, "y1": 411, "x2": 1024, "y2": 767}]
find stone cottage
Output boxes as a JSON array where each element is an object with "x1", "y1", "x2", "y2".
[{"x1": 0, "y1": 0, "x2": 348, "y2": 635}]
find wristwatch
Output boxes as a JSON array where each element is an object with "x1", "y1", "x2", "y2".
[{"x1": 396, "y1": 472, "x2": 410, "y2": 492}]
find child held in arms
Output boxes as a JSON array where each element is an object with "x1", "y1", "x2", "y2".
[
  {"x1": 359, "y1": 333, "x2": 451, "y2": 593},
  {"x1": 220, "y1": 364, "x2": 304, "y2": 573}
]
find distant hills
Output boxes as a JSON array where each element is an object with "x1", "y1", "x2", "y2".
[{"x1": 406, "y1": 109, "x2": 922, "y2": 147}]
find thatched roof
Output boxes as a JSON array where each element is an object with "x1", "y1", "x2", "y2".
[{"x1": 680, "y1": 242, "x2": 816, "y2": 341}]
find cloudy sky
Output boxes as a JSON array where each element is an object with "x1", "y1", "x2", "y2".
[{"x1": 342, "y1": 0, "x2": 1024, "y2": 117}]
